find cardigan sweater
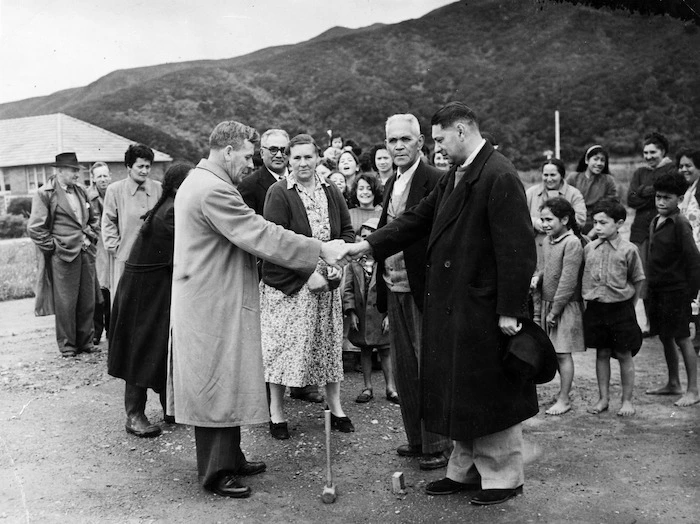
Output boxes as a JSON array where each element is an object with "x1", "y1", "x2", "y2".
[{"x1": 261, "y1": 177, "x2": 354, "y2": 295}]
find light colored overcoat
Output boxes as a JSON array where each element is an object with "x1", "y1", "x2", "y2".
[{"x1": 167, "y1": 159, "x2": 321, "y2": 427}]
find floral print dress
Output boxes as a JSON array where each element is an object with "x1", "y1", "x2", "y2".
[{"x1": 259, "y1": 178, "x2": 344, "y2": 387}]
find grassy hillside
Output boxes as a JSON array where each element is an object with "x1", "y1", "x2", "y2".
[{"x1": 1, "y1": 0, "x2": 698, "y2": 168}]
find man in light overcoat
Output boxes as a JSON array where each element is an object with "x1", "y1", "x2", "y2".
[{"x1": 167, "y1": 120, "x2": 349, "y2": 499}]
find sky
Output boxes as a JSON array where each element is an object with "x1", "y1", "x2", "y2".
[{"x1": 0, "y1": 0, "x2": 455, "y2": 105}]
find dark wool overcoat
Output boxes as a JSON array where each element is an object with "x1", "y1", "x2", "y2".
[{"x1": 368, "y1": 142, "x2": 538, "y2": 441}]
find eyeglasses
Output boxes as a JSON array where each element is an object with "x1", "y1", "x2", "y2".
[{"x1": 262, "y1": 146, "x2": 287, "y2": 156}]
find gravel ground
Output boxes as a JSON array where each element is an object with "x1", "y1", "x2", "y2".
[{"x1": 1, "y1": 297, "x2": 699, "y2": 524}]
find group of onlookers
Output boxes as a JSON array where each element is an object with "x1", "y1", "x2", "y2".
[{"x1": 26, "y1": 109, "x2": 700, "y2": 504}]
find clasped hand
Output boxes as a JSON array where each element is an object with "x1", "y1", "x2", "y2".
[{"x1": 319, "y1": 239, "x2": 372, "y2": 268}]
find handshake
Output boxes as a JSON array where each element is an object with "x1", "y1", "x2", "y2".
[{"x1": 319, "y1": 239, "x2": 371, "y2": 268}]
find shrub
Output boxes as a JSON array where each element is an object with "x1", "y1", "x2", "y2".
[
  {"x1": 0, "y1": 214, "x2": 28, "y2": 239},
  {"x1": 6, "y1": 197, "x2": 32, "y2": 218},
  {"x1": 0, "y1": 237, "x2": 36, "y2": 301}
]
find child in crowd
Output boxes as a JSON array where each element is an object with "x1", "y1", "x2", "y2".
[
  {"x1": 343, "y1": 218, "x2": 399, "y2": 404},
  {"x1": 644, "y1": 173, "x2": 700, "y2": 407},
  {"x1": 531, "y1": 198, "x2": 586, "y2": 415},
  {"x1": 582, "y1": 200, "x2": 645, "y2": 416}
]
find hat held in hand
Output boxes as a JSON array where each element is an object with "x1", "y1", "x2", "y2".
[{"x1": 503, "y1": 318, "x2": 558, "y2": 384}]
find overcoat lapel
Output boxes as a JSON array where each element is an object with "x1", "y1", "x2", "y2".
[
  {"x1": 428, "y1": 145, "x2": 493, "y2": 252},
  {"x1": 54, "y1": 183, "x2": 82, "y2": 225}
]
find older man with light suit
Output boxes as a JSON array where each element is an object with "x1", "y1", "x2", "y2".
[
  {"x1": 167, "y1": 120, "x2": 349, "y2": 498},
  {"x1": 376, "y1": 114, "x2": 449, "y2": 470},
  {"x1": 28, "y1": 152, "x2": 100, "y2": 357}
]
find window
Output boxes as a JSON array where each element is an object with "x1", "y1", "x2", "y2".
[{"x1": 26, "y1": 165, "x2": 48, "y2": 192}]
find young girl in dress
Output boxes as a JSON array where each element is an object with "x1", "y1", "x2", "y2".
[{"x1": 531, "y1": 197, "x2": 586, "y2": 415}]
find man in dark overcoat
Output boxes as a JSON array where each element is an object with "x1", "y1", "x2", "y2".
[
  {"x1": 376, "y1": 113, "x2": 449, "y2": 470},
  {"x1": 28, "y1": 152, "x2": 100, "y2": 357},
  {"x1": 348, "y1": 102, "x2": 537, "y2": 505},
  {"x1": 238, "y1": 128, "x2": 323, "y2": 404}
]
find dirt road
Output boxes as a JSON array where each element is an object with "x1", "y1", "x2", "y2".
[{"x1": 1, "y1": 297, "x2": 698, "y2": 523}]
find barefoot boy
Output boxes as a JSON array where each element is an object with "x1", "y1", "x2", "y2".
[
  {"x1": 582, "y1": 200, "x2": 645, "y2": 416},
  {"x1": 644, "y1": 173, "x2": 700, "y2": 407}
]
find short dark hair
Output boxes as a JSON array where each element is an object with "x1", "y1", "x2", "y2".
[
  {"x1": 575, "y1": 145, "x2": 610, "y2": 174},
  {"x1": 343, "y1": 139, "x2": 362, "y2": 158},
  {"x1": 676, "y1": 148, "x2": 700, "y2": 170},
  {"x1": 591, "y1": 199, "x2": 626, "y2": 222},
  {"x1": 431, "y1": 102, "x2": 479, "y2": 129},
  {"x1": 349, "y1": 173, "x2": 383, "y2": 208},
  {"x1": 369, "y1": 143, "x2": 389, "y2": 172},
  {"x1": 643, "y1": 132, "x2": 670, "y2": 156},
  {"x1": 542, "y1": 158, "x2": 566, "y2": 178},
  {"x1": 124, "y1": 144, "x2": 154, "y2": 168},
  {"x1": 319, "y1": 157, "x2": 337, "y2": 171},
  {"x1": 286, "y1": 133, "x2": 319, "y2": 156},
  {"x1": 654, "y1": 172, "x2": 689, "y2": 197},
  {"x1": 541, "y1": 197, "x2": 581, "y2": 237}
]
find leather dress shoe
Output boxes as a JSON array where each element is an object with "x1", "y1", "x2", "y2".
[
  {"x1": 238, "y1": 460, "x2": 266, "y2": 476},
  {"x1": 163, "y1": 414, "x2": 176, "y2": 424},
  {"x1": 125, "y1": 415, "x2": 162, "y2": 438},
  {"x1": 396, "y1": 443, "x2": 422, "y2": 457},
  {"x1": 208, "y1": 476, "x2": 251, "y2": 498},
  {"x1": 419, "y1": 452, "x2": 448, "y2": 470},
  {"x1": 61, "y1": 350, "x2": 76, "y2": 358},
  {"x1": 330, "y1": 413, "x2": 355, "y2": 432},
  {"x1": 425, "y1": 477, "x2": 480, "y2": 495},
  {"x1": 269, "y1": 421, "x2": 290, "y2": 440},
  {"x1": 470, "y1": 485, "x2": 523, "y2": 505},
  {"x1": 290, "y1": 387, "x2": 324, "y2": 403}
]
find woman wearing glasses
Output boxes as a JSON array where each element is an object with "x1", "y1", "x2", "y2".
[{"x1": 259, "y1": 134, "x2": 356, "y2": 439}]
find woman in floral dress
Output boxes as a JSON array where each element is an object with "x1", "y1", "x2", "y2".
[{"x1": 260, "y1": 134, "x2": 355, "y2": 439}]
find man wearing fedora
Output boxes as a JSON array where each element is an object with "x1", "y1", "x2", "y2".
[{"x1": 28, "y1": 152, "x2": 100, "y2": 357}]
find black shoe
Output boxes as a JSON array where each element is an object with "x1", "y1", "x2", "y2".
[
  {"x1": 425, "y1": 477, "x2": 480, "y2": 496},
  {"x1": 330, "y1": 413, "x2": 355, "y2": 432},
  {"x1": 163, "y1": 414, "x2": 176, "y2": 424},
  {"x1": 208, "y1": 476, "x2": 251, "y2": 498},
  {"x1": 238, "y1": 460, "x2": 266, "y2": 476},
  {"x1": 396, "y1": 443, "x2": 422, "y2": 457},
  {"x1": 125, "y1": 416, "x2": 162, "y2": 438},
  {"x1": 269, "y1": 421, "x2": 290, "y2": 440},
  {"x1": 419, "y1": 453, "x2": 448, "y2": 470},
  {"x1": 290, "y1": 387, "x2": 324, "y2": 403},
  {"x1": 470, "y1": 486, "x2": 523, "y2": 505},
  {"x1": 61, "y1": 350, "x2": 76, "y2": 358}
]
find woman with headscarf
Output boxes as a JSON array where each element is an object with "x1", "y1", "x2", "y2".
[
  {"x1": 260, "y1": 134, "x2": 355, "y2": 440},
  {"x1": 108, "y1": 161, "x2": 193, "y2": 437}
]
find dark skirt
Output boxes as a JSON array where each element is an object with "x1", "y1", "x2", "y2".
[{"x1": 107, "y1": 265, "x2": 172, "y2": 392}]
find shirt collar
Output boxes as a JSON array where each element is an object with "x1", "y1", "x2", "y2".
[
  {"x1": 654, "y1": 209, "x2": 680, "y2": 225},
  {"x1": 267, "y1": 167, "x2": 288, "y2": 181},
  {"x1": 549, "y1": 229, "x2": 574, "y2": 244},
  {"x1": 396, "y1": 157, "x2": 421, "y2": 179},
  {"x1": 286, "y1": 173, "x2": 328, "y2": 190},
  {"x1": 458, "y1": 139, "x2": 487, "y2": 170},
  {"x1": 593, "y1": 234, "x2": 623, "y2": 250},
  {"x1": 537, "y1": 180, "x2": 569, "y2": 197}
]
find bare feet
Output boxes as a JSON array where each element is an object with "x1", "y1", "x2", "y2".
[
  {"x1": 617, "y1": 400, "x2": 635, "y2": 416},
  {"x1": 587, "y1": 399, "x2": 609, "y2": 414},
  {"x1": 645, "y1": 384, "x2": 683, "y2": 395},
  {"x1": 674, "y1": 391, "x2": 700, "y2": 407},
  {"x1": 545, "y1": 400, "x2": 572, "y2": 415}
]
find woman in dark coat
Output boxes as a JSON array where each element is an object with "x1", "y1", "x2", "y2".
[{"x1": 108, "y1": 162, "x2": 193, "y2": 438}]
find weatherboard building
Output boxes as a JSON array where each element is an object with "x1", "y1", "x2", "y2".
[{"x1": 0, "y1": 113, "x2": 171, "y2": 210}]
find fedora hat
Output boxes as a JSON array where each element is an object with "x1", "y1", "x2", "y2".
[
  {"x1": 502, "y1": 317, "x2": 558, "y2": 385},
  {"x1": 51, "y1": 152, "x2": 83, "y2": 170}
]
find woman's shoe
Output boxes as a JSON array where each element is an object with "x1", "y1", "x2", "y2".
[
  {"x1": 269, "y1": 421, "x2": 290, "y2": 440},
  {"x1": 386, "y1": 391, "x2": 400, "y2": 405},
  {"x1": 355, "y1": 388, "x2": 373, "y2": 403},
  {"x1": 330, "y1": 413, "x2": 355, "y2": 433}
]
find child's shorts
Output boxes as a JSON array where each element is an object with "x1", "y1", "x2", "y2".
[
  {"x1": 648, "y1": 287, "x2": 692, "y2": 339},
  {"x1": 583, "y1": 299, "x2": 642, "y2": 357}
]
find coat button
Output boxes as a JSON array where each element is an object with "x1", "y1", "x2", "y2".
[
  {"x1": 446, "y1": 306, "x2": 452, "y2": 315},
  {"x1": 426, "y1": 263, "x2": 431, "y2": 268},
  {"x1": 444, "y1": 260, "x2": 451, "y2": 268}
]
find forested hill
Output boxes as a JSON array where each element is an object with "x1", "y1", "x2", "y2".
[{"x1": 1, "y1": 0, "x2": 699, "y2": 167}]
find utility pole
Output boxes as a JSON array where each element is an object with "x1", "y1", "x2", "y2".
[{"x1": 554, "y1": 110, "x2": 560, "y2": 159}]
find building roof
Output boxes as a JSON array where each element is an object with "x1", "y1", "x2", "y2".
[{"x1": 0, "y1": 113, "x2": 172, "y2": 168}]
